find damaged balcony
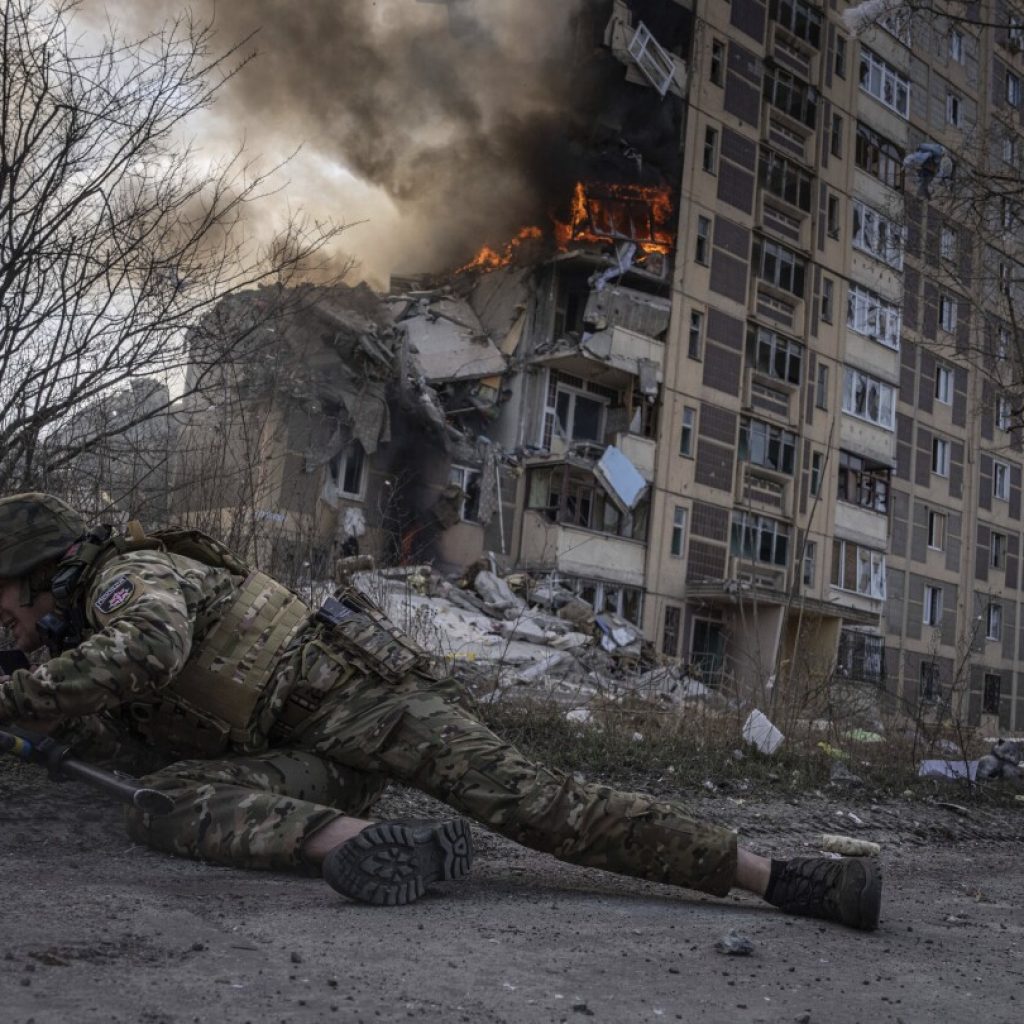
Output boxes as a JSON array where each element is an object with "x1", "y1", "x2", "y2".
[{"x1": 516, "y1": 449, "x2": 649, "y2": 604}]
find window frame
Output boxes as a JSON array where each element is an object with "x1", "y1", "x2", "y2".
[
  {"x1": 855, "y1": 122, "x2": 904, "y2": 188},
  {"x1": 859, "y1": 48, "x2": 910, "y2": 118},
  {"x1": 747, "y1": 324, "x2": 804, "y2": 385},
  {"x1": 993, "y1": 459, "x2": 1011, "y2": 501},
  {"x1": 847, "y1": 283, "x2": 902, "y2": 350},
  {"x1": 932, "y1": 436, "x2": 951, "y2": 478},
  {"x1": 991, "y1": 531, "x2": 1007, "y2": 569},
  {"x1": 927, "y1": 509, "x2": 945, "y2": 550},
  {"x1": 703, "y1": 126, "x2": 719, "y2": 174},
  {"x1": 841, "y1": 366, "x2": 897, "y2": 430},
  {"x1": 695, "y1": 215, "x2": 711, "y2": 265},
  {"x1": 670, "y1": 506, "x2": 688, "y2": 558},
  {"x1": 852, "y1": 199, "x2": 904, "y2": 269},
  {"x1": 754, "y1": 237, "x2": 807, "y2": 297},
  {"x1": 923, "y1": 584, "x2": 943, "y2": 626},
  {"x1": 837, "y1": 450, "x2": 890, "y2": 513},
  {"x1": 448, "y1": 464, "x2": 483, "y2": 523},
  {"x1": 679, "y1": 406, "x2": 697, "y2": 458},
  {"x1": 938, "y1": 294, "x2": 958, "y2": 333},
  {"x1": 688, "y1": 309, "x2": 704, "y2": 360},
  {"x1": 831, "y1": 538, "x2": 887, "y2": 598},
  {"x1": 710, "y1": 39, "x2": 725, "y2": 86},
  {"x1": 935, "y1": 364, "x2": 953, "y2": 404},
  {"x1": 739, "y1": 417, "x2": 798, "y2": 475},
  {"x1": 330, "y1": 440, "x2": 367, "y2": 499},
  {"x1": 730, "y1": 511, "x2": 791, "y2": 567},
  {"x1": 987, "y1": 602, "x2": 1003, "y2": 641}
]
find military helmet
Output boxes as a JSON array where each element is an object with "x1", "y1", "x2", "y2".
[{"x1": 0, "y1": 492, "x2": 87, "y2": 579}]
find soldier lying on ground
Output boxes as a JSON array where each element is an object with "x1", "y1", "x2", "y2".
[{"x1": 0, "y1": 493, "x2": 882, "y2": 928}]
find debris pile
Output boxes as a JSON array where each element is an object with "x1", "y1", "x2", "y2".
[{"x1": 355, "y1": 562, "x2": 720, "y2": 713}]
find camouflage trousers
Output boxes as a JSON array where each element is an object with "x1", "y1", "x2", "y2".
[{"x1": 127, "y1": 660, "x2": 738, "y2": 897}]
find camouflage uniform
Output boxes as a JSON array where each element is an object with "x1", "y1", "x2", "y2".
[{"x1": 0, "y1": 546, "x2": 737, "y2": 897}]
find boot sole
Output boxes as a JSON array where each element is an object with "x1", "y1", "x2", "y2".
[
  {"x1": 850, "y1": 859, "x2": 883, "y2": 931},
  {"x1": 322, "y1": 819, "x2": 473, "y2": 906}
]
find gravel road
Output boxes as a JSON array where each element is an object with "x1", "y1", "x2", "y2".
[{"x1": 1, "y1": 765, "x2": 1020, "y2": 1024}]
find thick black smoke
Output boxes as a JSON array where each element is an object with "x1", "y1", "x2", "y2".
[{"x1": 98, "y1": 0, "x2": 687, "y2": 276}]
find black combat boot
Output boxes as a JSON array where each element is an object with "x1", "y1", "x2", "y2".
[
  {"x1": 322, "y1": 818, "x2": 473, "y2": 906},
  {"x1": 765, "y1": 856, "x2": 882, "y2": 930}
]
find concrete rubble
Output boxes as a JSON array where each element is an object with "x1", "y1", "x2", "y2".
[{"x1": 353, "y1": 562, "x2": 724, "y2": 714}]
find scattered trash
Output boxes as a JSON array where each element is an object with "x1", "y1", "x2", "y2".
[
  {"x1": 820, "y1": 834, "x2": 881, "y2": 857},
  {"x1": 715, "y1": 930, "x2": 754, "y2": 956},
  {"x1": 976, "y1": 739, "x2": 1022, "y2": 782},
  {"x1": 918, "y1": 759, "x2": 978, "y2": 781},
  {"x1": 829, "y1": 762, "x2": 864, "y2": 789},
  {"x1": 743, "y1": 709, "x2": 784, "y2": 755}
]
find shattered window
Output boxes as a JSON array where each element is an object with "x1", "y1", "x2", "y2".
[
  {"x1": 832, "y1": 539, "x2": 887, "y2": 598},
  {"x1": 448, "y1": 466, "x2": 481, "y2": 523},
  {"x1": 747, "y1": 324, "x2": 803, "y2": 384},
  {"x1": 855, "y1": 123, "x2": 904, "y2": 188},
  {"x1": 555, "y1": 389, "x2": 604, "y2": 443},
  {"x1": 330, "y1": 441, "x2": 366, "y2": 498}
]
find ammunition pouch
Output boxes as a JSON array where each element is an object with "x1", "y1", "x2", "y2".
[{"x1": 314, "y1": 588, "x2": 432, "y2": 683}]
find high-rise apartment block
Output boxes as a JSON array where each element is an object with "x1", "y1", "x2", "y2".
[{"x1": 645, "y1": 0, "x2": 1024, "y2": 734}]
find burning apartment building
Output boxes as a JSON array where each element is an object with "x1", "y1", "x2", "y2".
[{"x1": 166, "y1": 0, "x2": 1024, "y2": 733}]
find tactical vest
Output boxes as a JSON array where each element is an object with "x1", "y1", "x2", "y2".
[{"x1": 46, "y1": 523, "x2": 310, "y2": 756}]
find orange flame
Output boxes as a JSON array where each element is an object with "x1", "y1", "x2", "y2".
[
  {"x1": 553, "y1": 180, "x2": 675, "y2": 254},
  {"x1": 457, "y1": 225, "x2": 543, "y2": 274}
]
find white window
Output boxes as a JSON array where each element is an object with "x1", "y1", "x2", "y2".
[
  {"x1": 679, "y1": 406, "x2": 696, "y2": 457},
  {"x1": 940, "y1": 227, "x2": 957, "y2": 260},
  {"x1": 928, "y1": 510, "x2": 945, "y2": 550},
  {"x1": 1012, "y1": 14, "x2": 1024, "y2": 50},
  {"x1": 703, "y1": 126, "x2": 719, "y2": 173},
  {"x1": 695, "y1": 215, "x2": 711, "y2": 264},
  {"x1": 932, "y1": 437, "x2": 950, "y2": 477},
  {"x1": 879, "y1": 8, "x2": 911, "y2": 44},
  {"x1": 803, "y1": 540, "x2": 817, "y2": 587},
  {"x1": 994, "y1": 459, "x2": 1011, "y2": 501},
  {"x1": 329, "y1": 441, "x2": 366, "y2": 498},
  {"x1": 939, "y1": 295, "x2": 957, "y2": 333},
  {"x1": 923, "y1": 585, "x2": 943, "y2": 626},
  {"x1": 688, "y1": 310, "x2": 704, "y2": 360},
  {"x1": 987, "y1": 603, "x2": 1003, "y2": 641},
  {"x1": 1004, "y1": 135, "x2": 1019, "y2": 167},
  {"x1": 832, "y1": 539, "x2": 887, "y2": 598},
  {"x1": 730, "y1": 512, "x2": 790, "y2": 566},
  {"x1": 670, "y1": 506, "x2": 687, "y2": 557},
  {"x1": 946, "y1": 92, "x2": 962, "y2": 126},
  {"x1": 548, "y1": 381, "x2": 607, "y2": 447},
  {"x1": 842, "y1": 367, "x2": 896, "y2": 429},
  {"x1": 998, "y1": 327, "x2": 1011, "y2": 361},
  {"x1": 627, "y1": 22, "x2": 676, "y2": 96},
  {"x1": 935, "y1": 364, "x2": 953, "y2": 404},
  {"x1": 949, "y1": 29, "x2": 964, "y2": 64},
  {"x1": 852, "y1": 200, "x2": 903, "y2": 269},
  {"x1": 847, "y1": 283, "x2": 902, "y2": 349},
  {"x1": 997, "y1": 397, "x2": 1013, "y2": 431},
  {"x1": 992, "y1": 532, "x2": 1007, "y2": 568},
  {"x1": 859, "y1": 48, "x2": 910, "y2": 117},
  {"x1": 448, "y1": 466, "x2": 482, "y2": 522},
  {"x1": 1009, "y1": 72, "x2": 1022, "y2": 107}
]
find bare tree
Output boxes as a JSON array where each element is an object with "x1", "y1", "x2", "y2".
[{"x1": 0, "y1": 0, "x2": 346, "y2": 493}]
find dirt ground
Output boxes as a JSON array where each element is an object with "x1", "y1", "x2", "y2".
[{"x1": 1, "y1": 762, "x2": 1021, "y2": 1024}]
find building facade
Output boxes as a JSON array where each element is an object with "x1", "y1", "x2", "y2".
[{"x1": 644, "y1": 0, "x2": 1024, "y2": 733}]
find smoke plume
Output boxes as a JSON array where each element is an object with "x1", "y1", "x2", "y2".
[{"x1": 101, "y1": 0, "x2": 593, "y2": 280}]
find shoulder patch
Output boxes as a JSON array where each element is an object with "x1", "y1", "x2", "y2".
[{"x1": 95, "y1": 575, "x2": 136, "y2": 614}]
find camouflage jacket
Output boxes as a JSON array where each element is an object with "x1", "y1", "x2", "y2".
[{"x1": 0, "y1": 549, "x2": 297, "y2": 752}]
